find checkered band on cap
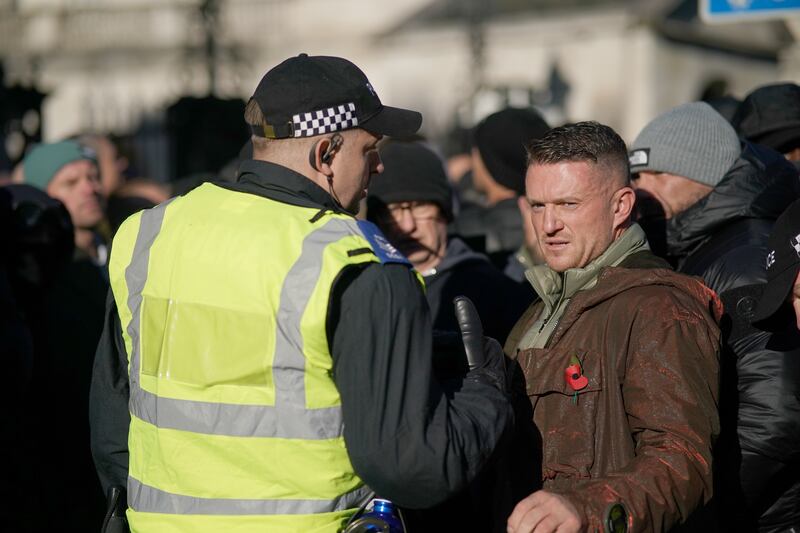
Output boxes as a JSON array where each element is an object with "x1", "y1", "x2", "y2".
[{"x1": 292, "y1": 102, "x2": 358, "y2": 138}]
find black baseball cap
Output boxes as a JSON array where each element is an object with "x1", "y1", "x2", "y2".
[
  {"x1": 248, "y1": 53, "x2": 422, "y2": 139},
  {"x1": 733, "y1": 83, "x2": 800, "y2": 154},
  {"x1": 752, "y1": 199, "x2": 800, "y2": 331}
]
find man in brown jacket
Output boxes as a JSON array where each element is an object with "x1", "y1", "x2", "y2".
[{"x1": 505, "y1": 122, "x2": 721, "y2": 533}]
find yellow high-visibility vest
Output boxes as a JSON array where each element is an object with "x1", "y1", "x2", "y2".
[{"x1": 109, "y1": 182, "x2": 414, "y2": 532}]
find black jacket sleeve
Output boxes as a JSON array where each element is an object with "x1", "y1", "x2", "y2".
[
  {"x1": 731, "y1": 330, "x2": 800, "y2": 529},
  {"x1": 89, "y1": 288, "x2": 131, "y2": 495},
  {"x1": 329, "y1": 262, "x2": 513, "y2": 509}
]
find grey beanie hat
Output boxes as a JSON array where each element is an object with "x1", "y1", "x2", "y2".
[{"x1": 629, "y1": 102, "x2": 741, "y2": 188}]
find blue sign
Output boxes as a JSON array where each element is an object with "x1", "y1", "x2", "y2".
[{"x1": 701, "y1": 0, "x2": 800, "y2": 22}]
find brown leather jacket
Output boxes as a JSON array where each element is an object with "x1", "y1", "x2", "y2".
[{"x1": 505, "y1": 254, "x2": 722, "y2": 532}]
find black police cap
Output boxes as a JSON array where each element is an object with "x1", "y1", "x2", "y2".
[{"x1": 249, "y1": 53, "x2": 422, "y2": 139}]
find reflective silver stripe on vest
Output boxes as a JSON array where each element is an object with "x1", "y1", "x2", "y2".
[
  {"x1": 128, "y1": 477, "x2": 373, "y2": 515},
  {"x1": 125, "y1": 200, "x2": 172, "y2": 400},
  {"x1": 124, "y1": 210, "x2": 365, "y2": 439}
]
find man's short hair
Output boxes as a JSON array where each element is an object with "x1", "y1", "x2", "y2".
[{"x1": 526, "y1": 121, "x2": 630, "y2": 185}]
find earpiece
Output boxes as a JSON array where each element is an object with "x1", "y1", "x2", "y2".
[
  {"x1": 321, "y1": 133, "x2": 343, "y2": 164},
  {"x1": 309, "y1": 133, "x2": 344, "y2": 171}
]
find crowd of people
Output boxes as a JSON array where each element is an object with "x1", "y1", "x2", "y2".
[{"x1": 2, "y1": 54, "x2": 800, "y2": 533}]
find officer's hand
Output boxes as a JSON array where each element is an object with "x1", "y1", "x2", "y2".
[
  {"x1": 454, "y1": 296, "x2": 507, "y2": 395},
  {"x1": 464, "y1": 336, "x2": 508, "y2": 395},
  {"x1": 507, "y1": 491, "x2": 582, "y2": 533}
]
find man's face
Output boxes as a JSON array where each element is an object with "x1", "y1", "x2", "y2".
[
  {"x1": 330, "y1": 129, "x2": 383, "y2": 213},
  {"x1": 525, "y1": 160, "x2": 631, "y2": 272},
  {"x1": 632, "y1": 171, "x2": 712, "y2": 219},
  {"x1": 377, "y1": 201, "x2": 448, "y2": 271},
  {"x1": 46, "y1": 159, "x2": 104, "y2": 230}
]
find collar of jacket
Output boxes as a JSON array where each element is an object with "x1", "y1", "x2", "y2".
[
  {"x1": 232, "y1": 159, "x2": 348, "y2": 215},
  {"x1": 666, "y1": 141, "x2": 800, "y2": 259},
  {"x1": 526, "y1": 223, "x2": 650, "y2": 318},
  {"x1": 423, "y1": 237, "x2": 488, "y2": 278}
]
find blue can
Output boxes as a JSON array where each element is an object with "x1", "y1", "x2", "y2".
[{"x1": 348, "y1": 498, "x2": 403, "y2": 533}]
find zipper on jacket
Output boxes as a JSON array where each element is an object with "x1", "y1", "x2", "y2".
[{"x1": 538, "y1": 279, "x2": 568, "y2": 335}]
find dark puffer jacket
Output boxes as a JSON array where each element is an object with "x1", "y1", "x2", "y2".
[{"x1": 665, "y1": 142, "x2": 800, "y2": 532}]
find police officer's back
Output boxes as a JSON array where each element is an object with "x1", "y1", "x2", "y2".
[{"x1": 90, "y1": 54, "x2": 512, "y2": 532}]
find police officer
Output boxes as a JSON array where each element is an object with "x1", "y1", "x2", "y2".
[{"x1": 90, "y1": 54, "x2": 512, "y2": 532}]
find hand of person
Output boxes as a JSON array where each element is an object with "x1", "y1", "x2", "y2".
[
  {"x1": 454, "y1": 296, "x2": 508, "y2": 395},
  {"x1": 463, "y1": 336, "x2": 508, "y2": 394},
  {"x1": 507, "y1": 490, "x2": 583, "y2": 533}
]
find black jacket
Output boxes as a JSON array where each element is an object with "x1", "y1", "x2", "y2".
[
  {"x1": 424, "y1": 237, "x2": 534, "y2": 345},
  {"x1": 89, "y1": 160, "x2": 512, "y2": 512},
  {"x1": 665, "y1": 142, "x2": 800, "y2": 532}
]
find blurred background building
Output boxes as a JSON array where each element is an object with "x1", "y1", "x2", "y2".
[{"x1": 0, "y1": 0, "x2": 797, "y2": 182}]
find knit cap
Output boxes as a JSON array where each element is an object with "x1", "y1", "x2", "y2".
[
  {"x1": 22, "y1": 140, "x2": 97, "y2": 191},
  {"x1": 732, "y1": 83, "x2": 800, "y2": 153},
  {"x1": 629, "y1": 102, "x2": 741, "y2": 188},
  {"x1": 367, "y1": 141, "x2": 453, "y2": 221},
  {"x1": 473, "y1": 107, "x2": 550, "y2": 195}
]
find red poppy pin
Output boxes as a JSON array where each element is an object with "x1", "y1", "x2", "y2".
[{"x1": 565, "y1": 355, "x2": 589, "y2": 398}]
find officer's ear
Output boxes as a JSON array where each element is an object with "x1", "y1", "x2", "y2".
[{"x1": 308, "y1": 134, "x2": 342, "y2": 176}]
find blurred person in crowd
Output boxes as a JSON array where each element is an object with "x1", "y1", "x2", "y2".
[
  {"x1": 453, "y1": 107, "x2": 550, "y2": 281},
  {"x1": 630, "y1": 101, "x2": 800, "y2": 532},
  {"x1": 368, "y1": 140, "x2": 532, "y2": 346},
  {"x1": 1, "y1": 181, "x2": 106, "y2": 530},
  {"x1": 90, "y1": 53, "x2": 512, "y2": 532},
  {"x1": 1, "y1": 184, "x2": 74, "y2": 379},
  {"x1": 741, "y1": 199, "x2": 800, "y2": 533},
  {"x1": 733, "y1": 83, "x2": 800, "y2": 162},
  {"x1": 76, "y1": 133, "x2": 130, "y2": 197},
  {"x1": 1, "y1": 184, "x2": 76, "y2": 532},
  {"x1": 23, "y1": 140, "x2": 108, "y2": 266},
  {"x1": 506, "y1": 122, "x2": 721, "y2": 533},
  {"x1": 22, "y1": 140, "x2": 110, "y2": 527},
  {"x1": 22, "y1": 140, "x2": 109, "y2": 528}
]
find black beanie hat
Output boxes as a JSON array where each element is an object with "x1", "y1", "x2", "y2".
[
  {"x1": 367, "y1": 141, "x2": 453, "y2": 221},
  {"x1": 473, "y1": 107, "x2": 550, "y2": 195},
  {"x1": 733, "y1": 83, "x2": 800, "y2": 153}
]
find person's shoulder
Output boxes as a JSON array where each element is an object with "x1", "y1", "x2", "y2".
[
  {"x1": 336, "y1": 261, "x2": 421, "y2": 297},
  {"x1": 601, "y1": 267, "x2": 721, "y2": 320},
  {"x1": 618, "y1": 249, "x2": 673, "y2": 270}
]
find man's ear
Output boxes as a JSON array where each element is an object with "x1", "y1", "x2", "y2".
[
  {"x1": 613, "y1": 186, "x2": 636, "y2": 226},
  {"x1": 309, "y1": 138, "x2": 334, "y2": 176}
]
